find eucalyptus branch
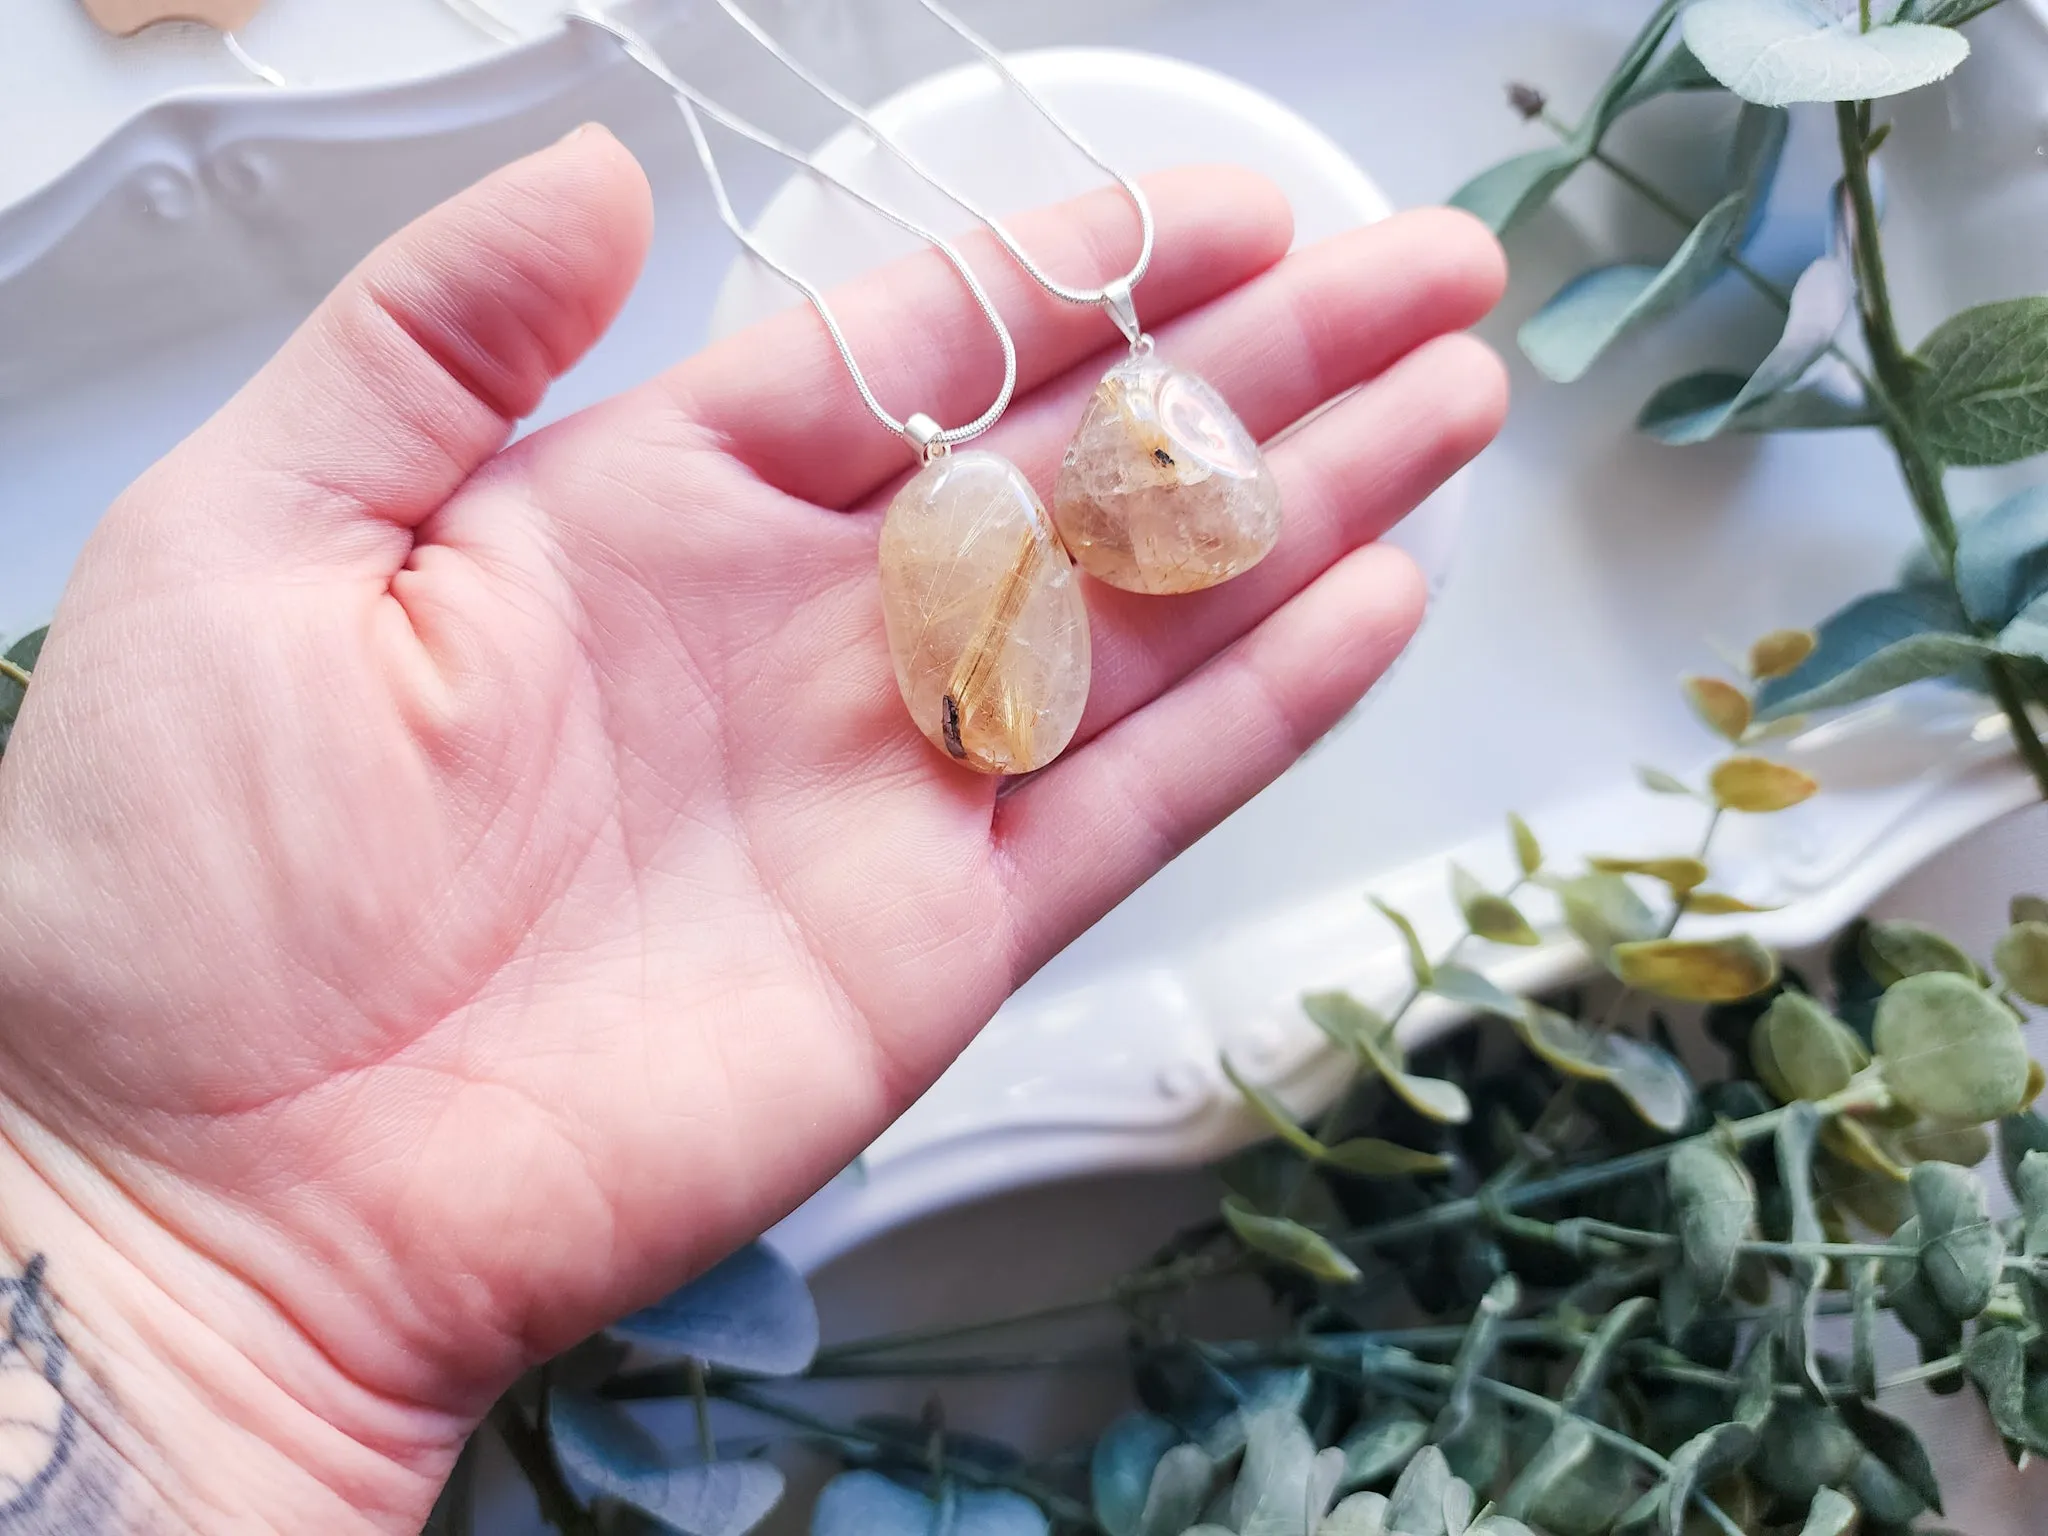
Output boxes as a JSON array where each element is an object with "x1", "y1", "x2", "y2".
[
  {"x1": 712, "y1": 1383, "x2": 1103, "y2": 1530},
  {"x1": 0, "y1": 657, "x2": 28, "y2": 691},
  {"x1": 1365, "y1": 1349, "x2": 1744, "y2": 1536}
]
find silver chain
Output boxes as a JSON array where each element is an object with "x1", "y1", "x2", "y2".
[
  {"x1": 704, "y1": 0, "x2": 1155, "y2": 338},
  {"x1": 560, "y1": 4, "x2": 1018, "y2": 458}
]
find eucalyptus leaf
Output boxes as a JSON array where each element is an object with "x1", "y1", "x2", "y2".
[
  {"x1": 611, "y1": 1243, "x2": 818, "y2": 1376},
  {"x1": 1753, "y1": 990, "x2": 1869, "y2": 1101},
  {"x1": 2002, "y1": 591, "x2": 2048, "y2": 662},
  {"x1": 1555, "y1": 872, "x2": 1661, "y2": 957},
  {"x1": 1611, "y1": 935, "x2": 1779, "y2": 1002},
  {"x1": 1319, "y1": 1493, "x2": 1391, "y2": 1536},
  {"x1": 1616, "y1": 37, "x2": 1725, "y2": 111},
  {"x1": 1687, "y1": 891, "x2": 1779, "y2": 915},
  {"x1": 1432, "y1": 1277, "x2": 1519, "y2": 1449},
  {"x1": 1222, "y1": 1197, "x2": 1362, "y2": 1285},
  {"x1": 0, "y1": 626, "x2": 45, "y2": 755},
  {"x1": 1669, "y1": 1137, "x2": 1757, "y2": 1297},
  {"x1": 1777, "y1": 1102, "x2": 1830, "y2": 1393},
  {"x1": 1339, "y1": 1408, "x2": 1429, "y2": 1493},
  {"x1": 1751, "y1": 628, "x2": 1820, "y2": 680},
  {"x1": 1993, "y1": 920, "x2": 2048, "y2": 1005},
  {"x1": 1954, "y1": 485, "x2": 2048, "y2": 625},
  {"x1": 1684, "y1": 676, "x2": 1752, "y2": 741},
  {"x1": 811, "y1": 1472, "x2": 1046, "y2": 1536},
  {"x1": 1323, "y1": 1138, "x2": 1454, "y2": 1179},
  {"x1": 1915, "y1": 297, "x2": 2048, "y2": 467},
  {"x1": 1646, "y1": 1421, "x2": 1756, "y2": 1536},
  {"x1": 2015, "y1": 895, "x2": 2048, "y2": 925},
  {"x1": 1642, "y1": 254, "x2": 1856, "y2": 444},
  {"x1": 1902, "y1": 0, "x2": 2005, "y2": 20},
  {"x1": 1224, "y1": 1056, "x2": 1328, "y2": 1162},
  {"x1": 1684, "y1": 0, "x2": 1969, "y2": 105},
  {"x1": 1797, "y1": 1487, "x2": 1859, "y2": 1536},
  {"x1": 1710, "y1": 755, "x2": 1818, "y2": 813},
  {"x1": 1865, "y1": 921, "x2": 1983, "y2": 986},
  {"x1": 1638, "y1": 765, "x2": 1699, "y2": 797},
  {"x1": 1355, "y1": 1026, "x2": 1474, "y2": 1126},
  {"x1": 551, "y1": 1393, "x2": 785, "y2": 1536},
  {"x1": 1372, "y1": 901, "x2": 1434, "y2": 988},
  {"x1": 1498, "y1": 1419, "x2": 1595, "y2": 1524},
  {"x1": 1600, "y1": 1034, "x2": 1700, "y2": 1132},
  {"x1": 1874, "y1": 971, "x2": 2032, "y2": 1124},
  {"x1": 1230, "y1": 1406, "x2": 1321, "y2": 1536},
  {"x1": 1304, "y1": 991, "x2": 1395, "y2": 1058},
  {"x1": 1452, "y1": 863, "x2": 1540, "y2": 947},
  {"x1": 1385, "y1": 1446, "x2": 1454, "y2": 1536},
  {"x1": 1451, "y1": 147, "x2": 1588, "y2": 237},
  {"x1": 1909, "y1": 1161, "x2": 2005, "y2": 1319},
  {"x1": 1431, "y1": 964, "x2": 1525, "y2": 1021},
  {"x1": 1093, "y1": 1413, "x2": 1181, "y2": 1536},
  {"x1": 1850, "y1": 1257, "x2": 1880, "y2": 1398},
  {"x1": 1963, "y1": 1326, "x2": 2048, "y2": 1455},
  {"x1": 1639, "y1": 357, "x2": 1876, "y2": 440},
  {"x1": 1509, "y1": 813, "x2": 1543, "y2": 878},
  {"x1": 1838, "y1": 1397, "x2": 1944, "y2": 1516},
  {"x1": 1754, "y1": 585, "x2": 1985, "y2": 719},
  {"x1": 1139, "y1": 1445, "x2": 1216, "y2": 1536},
  {"x1": 2016, "y1": 1149, "x2": 2048, "y2": 1258},
  {"x1": 1589, "y1": 856, "x2": 1710, "y2": 892}
]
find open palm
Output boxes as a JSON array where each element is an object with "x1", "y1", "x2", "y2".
[{"x1": 0, "y1": 129, "x2": 1503, "y2": 1529}]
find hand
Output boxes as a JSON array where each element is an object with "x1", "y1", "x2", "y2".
[{"x1": 0, "y1": 127, "x2": 1504, "y2": 1530}]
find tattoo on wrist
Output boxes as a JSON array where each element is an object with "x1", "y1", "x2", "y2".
[{"x1": 0, "y1": 1257, "x2": 124, "y2": 1533}]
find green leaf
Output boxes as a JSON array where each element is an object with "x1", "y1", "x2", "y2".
[
  {"x1": 1554, "y1": 871, "x2": 1660, "y2": 957},
  {"x1": 1373, "y1": 899, "x2": 1434, "y2": 989},
  {"x1": 1754, "y1": 585, "x2": 1985, "y2": 719},
  {"x1": 1611, "y1": 935, "x2": 1779, "y2": 1002},
  {"x1": 1797, "y1": 1488, "x2": 1859, "y2": 1536},
  {"x1": 1637, "y1": 765, "x2": 1699, "y2": 797},
  {"x1": 1450, "y1": 147, "x2": 1589, "y2": 237},
  {"x1": 1223, "y1": 1056, "x2": 1328, "y2": 1161},
  {"x1": 2015, "y1": 895, "x2": 2048, "y2": 926},
  {"x1": 1994, "y1": 920, "x2": 2048, "y2": 1005},
  {"x1": 1339, "y1": 1407, "x2": 1429, "y2": 1493},
  {"x1": 1849, "y1": 1257, "x2": 1881, "y2": 1398},
  {"x1": 1640, "y1": 253, "x2": 1858, "y2": 444},
  {"x1": 1603, "y1": 1034, "x2": 1701, "y2": 1133},
  {"x1": 1668, "y1": 1137, "x2": 1758, "y2": 1297},
  {"x1": 2002, "y1": 591, "x2": 2048, "y2": 662},
  {"x1": 1910, "y1": 1161, "x2": 2005, "y2": 1319},
  {"x1": 1354, "y1": 1024, "x2": 1474, "y2": 1126},
  {"x1": 1997, "y1": 1109, "x2": 2048, "y2": 1198},
  {"x1": 1753, "y1": 990, "x2": 1870, "y2": 1101},
  {"x1": 1865, "y1": 921, "x2": 1983, "y2": 987},
  {"x1": 1385, "y1": 1446, "x2": 1454, "y2": 1536},
  {"x1": 1431, "y1": 1276, "x2": 1519, "y2": 1449},
  {"x1": 1138, "y1": 1445, "x2": 1215, "y2": 1536},
  {"x1": 1590, "y1": 856, "x2": 1710, "y2": 892},
  {"x1": 551, "y1": 1393, "x2": 786, "y2": 1536},
  {"x1": 0, "y1": 626, "x2": 46, "y2": 754},
  {"x1": 1222, "y1": 1196, "x2": 1361, "y2": 1284},
  {"x1": 1955, "y1": 485, "x2": 2048, "y2": 625},
  {"x1": 1964, "y1": 1326, "x2": 2048, "y2": 1455},
  {"x1": 1430, "y1": 963, "x2": 1525, "y2": 1021},
  {"x1": 1452, "y1": 863, "x2": 1540, "y2": 946},
  {"x1": 1616, "y1": 37, "x2": 1726, "y2": 110},
  {"x1": 1323, "y1": 1138, "x2": 1453, "y2": 1179},
  {"x1": 1499, "y1": 1420, "x2": 1595, "y2": 1524},
  {"x1": 1508, "y1": 814, "x2": 1543, "y2": 878},
  {"x1": 1684, "y1": 0, "x2": 1969, "y2": 105},
  {"x1": 2016, "y1": 1149, "x2": 2048, "y2": 1257},
  {"x1": 1902, "y1": 0, "x2": 2006, "y2": 22},
  {"x1": 1709, "y1": 755, "x2": 1818, "y2": 813},
  {"x1": 1093, "y1": 1414, "x2": 1181, "y2": 1536},
  {"x1": 1875, "y1": 971, "x2": 2033, "y2": 1123},
  {"x1": 1641, "y1": 1421, "x2": 1757, "y2": 1536},
  {"x1": 1639, "y1": 360, "x2": 1876, "y2": 441},
  {"x1": 1777, "y1": 1102, "x2": 1830, "y2": 1394},
  {"x1": 611, "y1": 1242, "x2": 818, "y2": 1375},
  {"x1": 1229, "y1": 1407, "x2": 1321, "y2": 1536},
  {"x1": 1915, "y1": 297, "x2": 2048, "y2": 467},
  {"x1": 1838, "y1": 1397, "x2": 1944, "y2": 1516},
  {"x1": 1303, "y1": 991, "x2": 1394, "y2": 1056},
  {"x1": 1317, "y1": 1492, "x2": 1390, "y2": 1536}
]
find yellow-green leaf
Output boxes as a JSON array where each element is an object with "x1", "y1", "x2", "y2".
[
  {"x1": 1302, "y1": 991, "x2": 1394, "y2": 1057},
  {"x1": 1589, "y1": 856, "x2": 1711, "y2": 893},
  {"x1": 1355, "y1": 1027, "x2": 1473, "y2": 1125},
  {"x1": 1509, "y1": 813, "x2": 1543, "y2": 877},
  {"x1": 1866, "y1": 921, "x2": 1982, "y2": 987},
  {"x1": 1753, "y1": 991, "x2": 1868, "y2": 1102},
  {"x1": 1599, "y1": 1033, "x2": 1698, "y2": 1133},
  {"x1": 1372, "y1": 898, "x2": 1433, "y2": 989},
  {"x1": 1993, "y1": 920, "x2": 2048, "y2": 1006},
  {"x1": 1876, "y1": 972, "x2": 2033, "y2": 1125},
  {"x1": 1684, "y1": 676, "x2": 1753, "y2": 742},
  {"x1": 1748, "y1": 628, "x2": 1818, "y2": 681},
  {"x1": 1513, "y1": 1005, "x2": 1616, "y2": 1083},
  {"x1": 1710, "y1": 755, "x2": 1818, "y2": 813},
  {"x1": 1453, "y1": 862, "x2": 1540, "y2": 946},
  {"x1": 1611, "y1": 935, "x2": 1779, "y2": 1002},
  {"x1": 2012, "y1": 895, "x2": 2048, "y2": 926},
  {"x1": 1638, "y1": 765, "x2": 1699, "y2": 798},
  {"x1": 1221, "y1": 1056, "x2": 1325, "y2": 1161},
  {"x1": 1685, "y1": 890, "x2": 1780, "y2": 915},
  {"x1": 1322, "y1": 1138, "x2": 1453, "y2": 1178},
  {"x1": 1221, "y1": 1196, "x2": 1361, "y2": 1284}
]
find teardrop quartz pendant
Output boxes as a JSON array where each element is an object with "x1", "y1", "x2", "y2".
[
  {"x1": 878, "y1": 450, "x2": 1091, "y2": 774},
  {"x1": 1052, "y1": 352, "x2": 1281, "y2": 595}
]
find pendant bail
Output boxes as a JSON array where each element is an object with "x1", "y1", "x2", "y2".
[
  {"x1": 1102, "y1": 277, "x2": 1146, "y2": 351},
  {"x1": 903, "y1": 412, "x2": 949, "y2": 462}
]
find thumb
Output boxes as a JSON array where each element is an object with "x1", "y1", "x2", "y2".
[{"x1": 141, "y1": 124, "x2": 652, "y2": 575}]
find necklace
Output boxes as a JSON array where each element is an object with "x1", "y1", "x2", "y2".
[
  {"x1": 569, "y1": 3, "x2": 1093, "y2": 775},
  {"x1": 705, "y1": 0, "x2": 1283, "y2": 597}
]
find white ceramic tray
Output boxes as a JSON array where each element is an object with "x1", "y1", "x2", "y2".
[{"x1": 4, "y1": 0, "x2": 2044, "y2": 1276}]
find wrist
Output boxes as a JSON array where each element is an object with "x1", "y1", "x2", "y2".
[{"x1": 0, "y1": 1098, "x2": 444, "y2": 1533}]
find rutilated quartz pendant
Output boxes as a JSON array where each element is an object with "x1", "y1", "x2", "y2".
[
  {"x1": 878, "y1": 451, "x2": 1091, "y2": 775},
  {"x1": 1052, "y1": 352, "x2": 1281, "y2": 595}
]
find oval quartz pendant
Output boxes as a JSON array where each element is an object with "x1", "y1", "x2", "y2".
[
  {"x1": 879, "y1": 451, "x2": 1091, "y2": 775},
  {"x1": 1052, "y1": 353, "x2": 1281, "y2": 595}
]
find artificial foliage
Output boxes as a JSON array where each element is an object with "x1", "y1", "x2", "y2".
[{"x1": 7, "y1": 4, "x2": 2048, "y2": 1534}]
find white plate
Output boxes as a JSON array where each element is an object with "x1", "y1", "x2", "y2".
[{"x1": 3, "y1": 0, "x2": 2044, "y2": 1277}]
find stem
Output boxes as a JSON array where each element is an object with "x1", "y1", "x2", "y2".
[
  {"x1": 1832, "y1": 100, "x2": 2048, "y2": 797},
  {"x1": 686, "y1": 1357, "x2": 716, "y2": 1462},
  {"x1": 0, "y1": 658, "x2": 28, "y2": 690},
  {"x1": 713, "y1": 1383, "x2": 1102, "y2": 1530},
  {"x1": 490, "y1": 1399, "x2": 597, "y2": 1536}
]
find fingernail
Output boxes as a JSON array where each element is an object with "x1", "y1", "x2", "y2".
[{"x1": 557, "y1": 122, "x2": 600, "y2": 146}]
